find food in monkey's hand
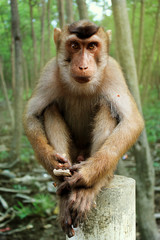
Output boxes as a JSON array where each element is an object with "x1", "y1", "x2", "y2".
[{"x1": 53, "y1": 169, "x2": 72, "y2": 177}]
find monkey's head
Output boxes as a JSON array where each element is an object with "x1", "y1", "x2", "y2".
[{"x1": 54, "y1": 20, "x2": 111, "y2": 94}]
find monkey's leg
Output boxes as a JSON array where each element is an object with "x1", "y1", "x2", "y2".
[
  {"x1": 44, "y1": 104, "x2": 75, "y2": 167},
  {"x1": 58, "y1": 103, "x2": 117, "y2": 190},
  {"x1": 57, "y1": 105, "x2": 117, "y2": 229}
]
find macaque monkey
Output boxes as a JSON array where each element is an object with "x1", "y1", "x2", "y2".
[{"x1": 23, "y1": 20, "x2": 144, "y2": 237}]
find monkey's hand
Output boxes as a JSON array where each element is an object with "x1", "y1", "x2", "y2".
[
  {"x1": 57, "y1": 154, "x2": 111, "y2": 195},
  {"x1": 54, "y1": 153, "x2": 72, "y2": 169},
  {"x1": 56, "y1": 162, "x2": 89, "y2": 195},
  {"x1": 36, "y1": 148, "x2": 72, "y2": 177}
]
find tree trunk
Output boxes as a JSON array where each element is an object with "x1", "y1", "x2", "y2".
[
  {"x1": 40, "y1": 0, "x2": 46, "y2": 69},
  {"x1": 111, "y1": 1, "x2": 160, "y2": 240},
  {"x1": 131, "y1": 0, "x2": 137, "y2": 42},
  {"x1": 22, "y1": 54, "x2": 29, "y2": 97},
  {"x1": 10, "y1": 0, "x2": 24, "y2": 160},
  {"x1": 65, "y1": 0, "x2": 74, "y2": 24},
  {"x1": 137, "y1": 0, "x2": 145, "y2": 81},
  {"x1": 0, "y1": 58, "x2": 14, "y2": 128},
  {"x1": 142, "y1": 0, "x2": 160, "y2": 89},
  {"x1": 57, "y1": 0, "x2": 65, "y2": 28},
  {"x1": 29, "y1": 0, "x2": 38, "y2": 88},
  {"x1": 47, "y1": 0, "x2": 51, "y2": 59},
  {"x1": 11, "y1": 32, "x2": 15, "y2": 96},
  {"x1": 76, "y1": 0, "x2": 88, "y2": 20},
  {"x1": 154, "y1": 39, "x2": 160, "y2": 99}
]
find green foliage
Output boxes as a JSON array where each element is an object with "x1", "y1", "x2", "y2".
[
  {"x1": 0, "y1": 150, "x2": 10, "y2": 160},
  {"x1": 143, "y1": 93, "x2": 160, "y2": 144},
  {"x1": 14, "y1": 201, "x2": 32, "y2": 219},
  {"x1": 14, "y1": 194, "x2": 55, "y2": 219},
  {"x1": 153, "y1": 162, "x2": 160, "y2": 169},
  {"x1": 20, "y1": 136, "x2": 34, "y2": 163},
  {"x1": 13, "y1": 184, "x2": 27, "y2": 191},
  {"x1": 32, "y1": 193, "x2": 55, "y2": 216},
  {"x1": 0, "y1": 89, "x2": 12, "y2": 102},
  {"x1": 23, "y1": 89, "x2": 33, "y2": 101}
]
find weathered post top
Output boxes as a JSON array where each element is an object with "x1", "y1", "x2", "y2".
[{"x1": 67, "y1": 175, "x2": 136, "y2": 240}]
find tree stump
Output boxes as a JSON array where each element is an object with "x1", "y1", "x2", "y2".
[{"x1": 66, "y1": 175, "x2": 136, "y2": 240}]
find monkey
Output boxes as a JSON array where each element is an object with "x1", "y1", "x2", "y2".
[{"x1": 23, "y1": 20, "x2": 144, "y2": 238}]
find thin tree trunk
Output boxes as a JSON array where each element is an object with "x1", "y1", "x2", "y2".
[
  {"x1": 131, "y1": 0, "x2": 137, "y2": 41},
  {"x1": 47, "y1": 0, "x2": 51, "y2": 59},
  {"x1": 111, "y1": 1, "x2": 160, "y2": 240},
  {"x1": 65, "y1": 0, "x2": 74, "y2": 24},
  {"x1": 76, "y1": 0, "x2": 88, "y2": 20},
  {"x1": 40, "y1": 0, "x2": 46, "y2": 68},
  {"x1": 142, "y1": 0, "x2": 160, "y2": 88},
  {"x1": 10, "y1": 0, "x2": 24, "y2": 160},
  {"x1": 22, "y1": 54, "x2": 29, "y2": 97},
  {"x1": 137, "y1": 0, "x2": 145, "y2": 81},
  {"x1": 57, "y1": 0, "x2": 65, "y2": 28},
  {"x1": 0, "y1": 58, "x2": 14, "y2": 128},
  {"x1": 153, "y1": 37, "x2": 160, "y2": 99},
  {"x1": 11, "y1": 32, "x2": 15, "y2": 96},
  {"x1": 29, "y1": 0, "x2": 38, "y2": 87}
]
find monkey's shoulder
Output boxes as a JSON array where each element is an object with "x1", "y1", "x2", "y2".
[
  {"x1": 107, "y1": 56, "x2": 122, "y2": 71},
  {"x1": 103, "y1": 56, "x2": 126, "y2": 86},
  {"x1": 38, "y1": 58, "x2": 58, "y2": 85}
]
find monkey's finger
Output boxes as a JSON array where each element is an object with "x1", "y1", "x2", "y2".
[
  {"x1": 63, "y1": 163, "x2": 72, "y2": 169},
  {"x1": 67, "y1": 227, "x2": 75, "y2": 238},
  {"x1": 64, "y1": 207, "x2": 75, "y2": 238},
  {"x1": 69, "y1": 164, "x2": 80, "y2": 172},
  {"x1": 65, "y1": 172, "x2": 83, "y2": 188},
  {"x1": 55, "y1": 153, "x2": 72, "y2": 166},
  {"x1": 73, "y1": 210, "x2": 85, "y2": 228},
  {"x1": 68, "y1": 191, "x2": 77, "y2": 207},
  {"x1": 62, "y1": 218, "x2": 74, "y2": 238}
]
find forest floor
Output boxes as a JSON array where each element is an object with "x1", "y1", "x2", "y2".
[{"x1": 0, "y1": 101, "x2": 160, "y2": 240}]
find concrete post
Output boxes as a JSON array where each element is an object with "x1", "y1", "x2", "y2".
[{"x1": 66, "y1": 175, "x2": 136, "y2": 240}]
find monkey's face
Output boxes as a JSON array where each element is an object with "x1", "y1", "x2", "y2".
[
  {"x1": 65, "y1": 34, "x2": 101, "y2": 84},
  {"x1": 54, "y1": 21, "x2": 110, "y2": 94}
]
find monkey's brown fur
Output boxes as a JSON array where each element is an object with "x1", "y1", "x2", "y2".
[{"x1": 23, "y1": 20, "x2": 144, "y2": 238}]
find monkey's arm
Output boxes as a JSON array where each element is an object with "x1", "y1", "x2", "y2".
[
  {"x1": 61, "y1": 58, "x2": 144, "y2": 189},
  {"x1": 23, "y1": 59, "x2": 71, "y2": 177}
]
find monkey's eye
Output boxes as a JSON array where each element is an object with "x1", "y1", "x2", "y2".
[
  {"x1": 88, "y1": 42, "x2": 98, "y2": 50},
  {"x1": 71, "y1": 42, "x2": 80, "y2": 50}
]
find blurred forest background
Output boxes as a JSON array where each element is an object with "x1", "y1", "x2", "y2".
[{"x1": 0, "y1": 0, "x2": 160, "y2": 240}]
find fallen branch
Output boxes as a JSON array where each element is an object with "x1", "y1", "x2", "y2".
[
  {"x1": 0, "y1": 159, "x2": 19, "y2": 169},
  {"x1": 0, "y1": 208, "x2": 15, "y2": 228},
  {"x1": 0, "y1": 187, "x2": 31, "y2": 194},
  {"x1": 0, "y1": 224, "x2": 33, "y2": 235},
  {"x1": 13, "y1": 175, "x2": 51, "y2": 184},
  {"x1": 0, "y1": 195, "x2": 8, "y2": 209}
]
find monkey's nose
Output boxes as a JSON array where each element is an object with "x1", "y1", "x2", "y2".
[{"x1": 79, "y1": 66, "x2": 88, "y2": 70}]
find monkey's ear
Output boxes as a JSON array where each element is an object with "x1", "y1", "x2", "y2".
[
  {"x1": 54, "y1": 28, "x2": 62, "y2": 45},
  {"x1": 106, "y1": 30, "x2": 112, "y2": 43}
]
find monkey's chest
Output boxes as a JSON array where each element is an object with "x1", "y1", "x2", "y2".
[{"x1": 58, "y1": 98, "x2": 97, "y2": 147}]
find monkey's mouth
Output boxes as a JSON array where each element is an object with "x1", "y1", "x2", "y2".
[{"x1": 74, "y1": 77, "x2": 90, "y2": 84}]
